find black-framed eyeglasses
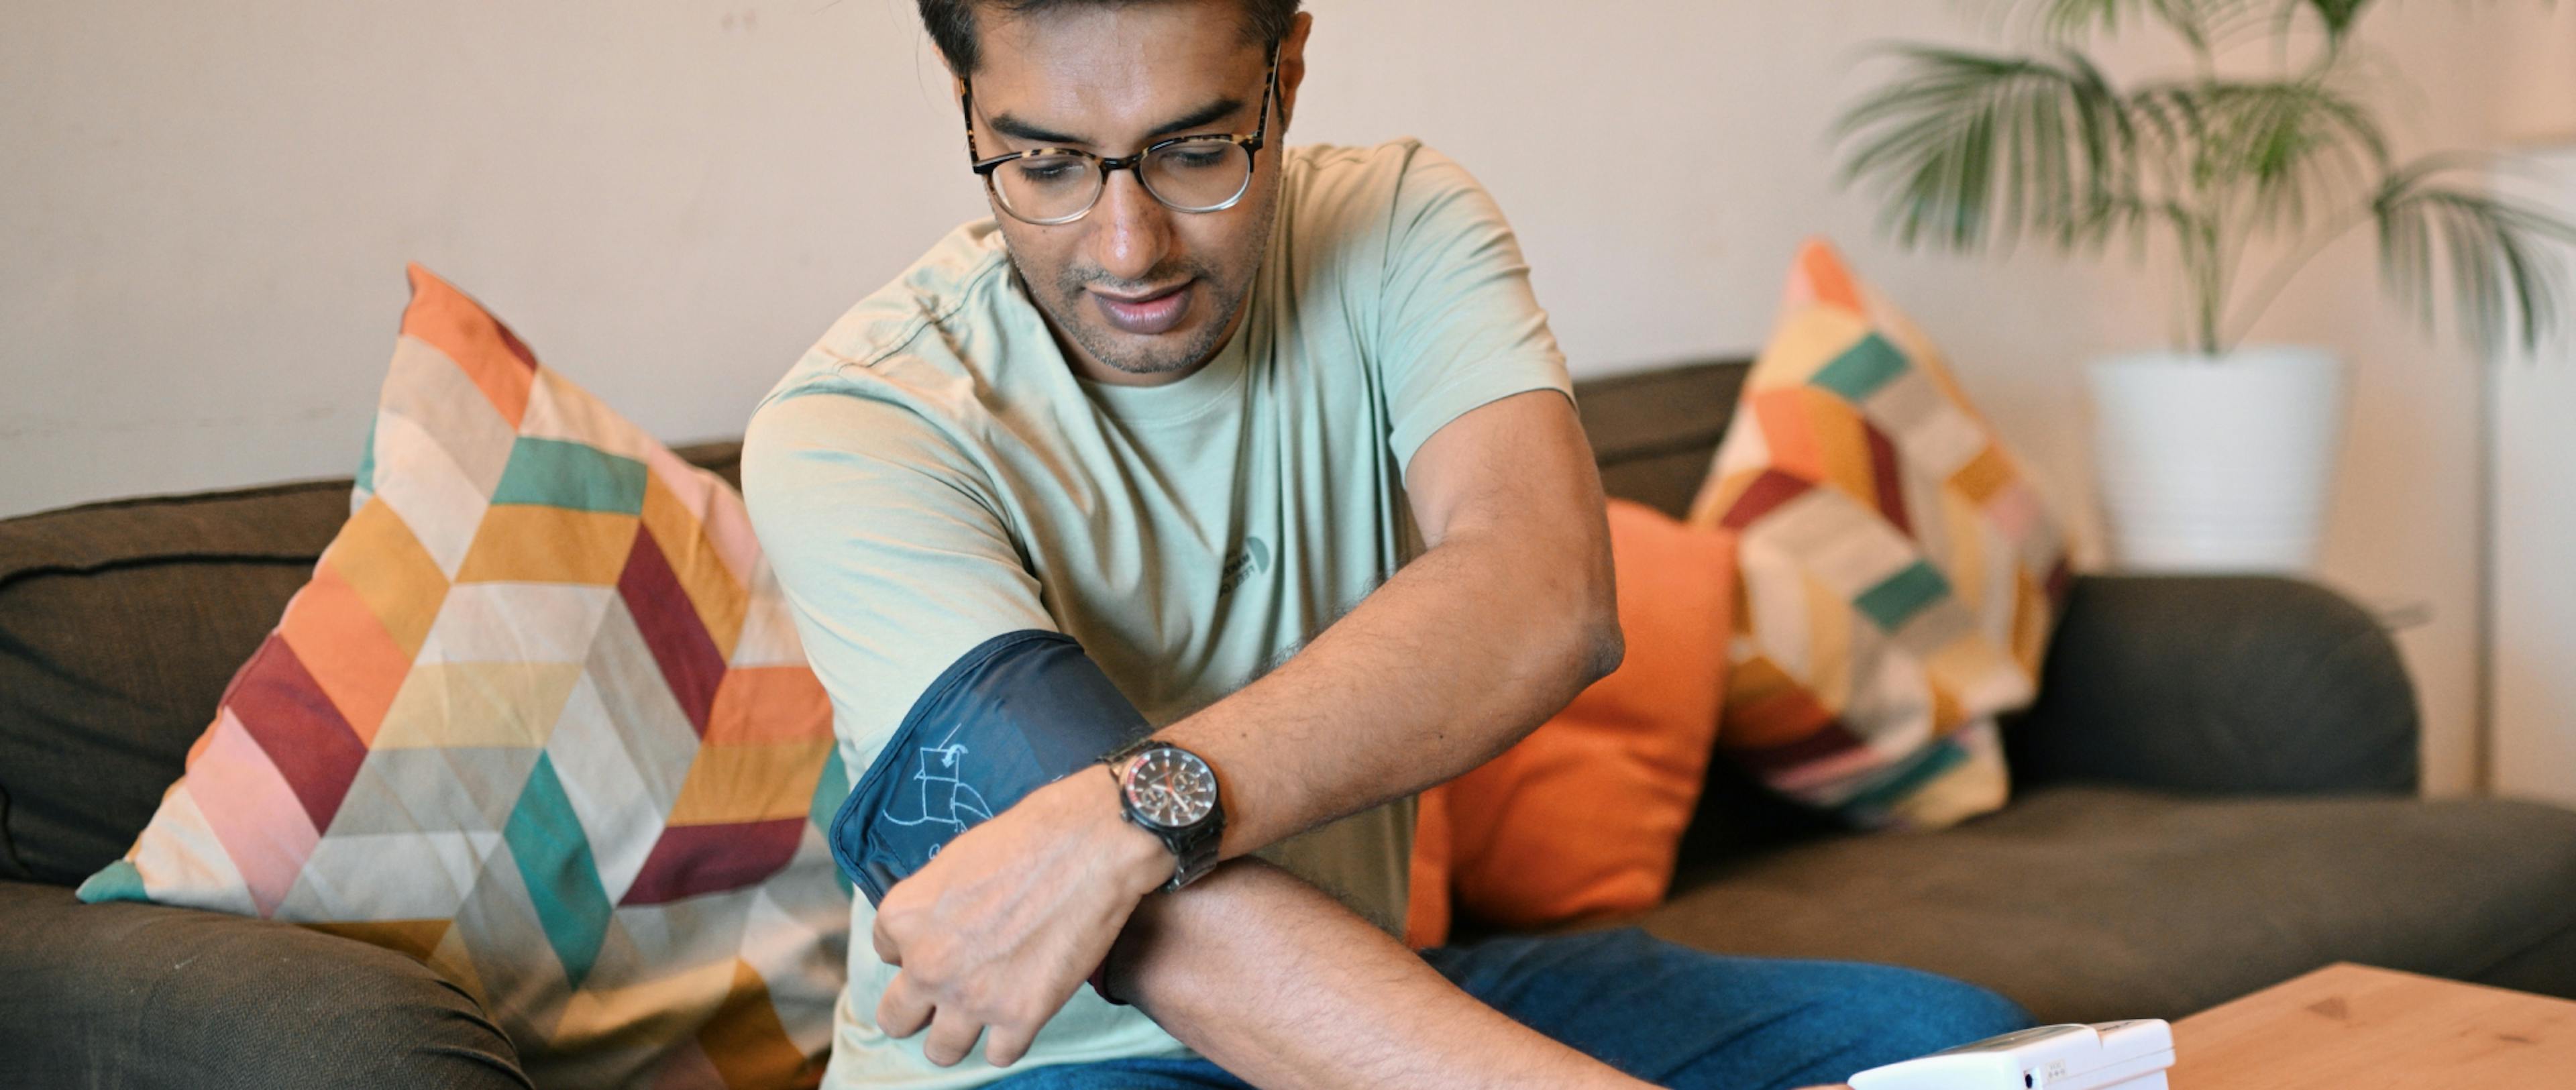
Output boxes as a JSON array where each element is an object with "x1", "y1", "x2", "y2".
[{"x1": 961, "y1": 48, "x2": 1279, "y2": 227}]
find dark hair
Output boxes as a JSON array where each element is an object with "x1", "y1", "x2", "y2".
[{"x1": 918, "y1": 0, "x2": 1299, "y2": 74}]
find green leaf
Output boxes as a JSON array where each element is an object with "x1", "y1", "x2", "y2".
[
  {"x1": 2160, "y1": 78, "x2": 2390, "y2": 231},
  {"x1": 1833, "y1": 46, "x2": 2137, "y2": 254},
  {"x1": 2374, "y1": 160, "x2": 2576, "y2": 356},
  {"x1": 2299, "y1": 0, "x2": 2375, "y2": 43}
]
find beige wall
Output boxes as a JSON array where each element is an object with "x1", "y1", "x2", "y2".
[
  {"x1": 2493, "y1": 147, "x2": 2576, "y2": 808},
  {"x1": 2498, "y1": 1, "x2": 2576, "y2": 144},
  {"x1": 7, "y1": 0, "x2": 2565, "y2": 794}
]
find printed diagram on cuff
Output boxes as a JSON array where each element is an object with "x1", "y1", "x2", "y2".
[{"x1": 879, "y1": 726, "x2": 994, "y2": 859}]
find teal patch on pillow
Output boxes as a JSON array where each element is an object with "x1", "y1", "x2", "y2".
[{"x1": 75, "y1": 859, "x2": 147, "y2": 904}]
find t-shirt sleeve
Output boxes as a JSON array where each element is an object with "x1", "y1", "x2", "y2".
[
  {"x1": 743, "y1": 388, "x2": 1057, "y2": 764},
  {"x1": 1371, "y1": 145, "x2": 1574, "y2": 474}
]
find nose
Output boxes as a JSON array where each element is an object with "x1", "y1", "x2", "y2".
[{"x1": 1087, "y1": 166, "x2": 1173, "y2": 285}]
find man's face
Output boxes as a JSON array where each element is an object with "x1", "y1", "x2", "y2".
[{"x1": 961, "y1": 2, "x2": 1308, "y2": 386}]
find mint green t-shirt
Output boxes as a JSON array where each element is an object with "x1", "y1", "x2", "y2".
[{"x1": 741, "y1": 139, "x2": 1572, "y2": 1089}]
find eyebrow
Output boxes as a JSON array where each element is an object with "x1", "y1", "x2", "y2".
[{"x1": 989, "y1": 95, "x2": 1248, "y2": 149}]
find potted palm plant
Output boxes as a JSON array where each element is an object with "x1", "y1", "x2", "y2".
[{"x1": 1835, "y1": 0, "x2": 2576, "y2": 571}]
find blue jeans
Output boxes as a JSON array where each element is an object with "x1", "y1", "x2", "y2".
[{"x1": 987, "y1": 928, "x2": 2033, "y2": 1089}]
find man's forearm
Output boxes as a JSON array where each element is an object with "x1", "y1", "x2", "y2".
[{"x1": 1109, "y1": 859, "x2": 1648, "y2": 1090}]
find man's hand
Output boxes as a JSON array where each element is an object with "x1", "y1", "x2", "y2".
[{"x1": 870, "y1": 768, "x2": 1172, "y2": 1067}]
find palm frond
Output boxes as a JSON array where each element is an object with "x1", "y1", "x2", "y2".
[
  {"x1": 1834, "y1": 46, "x2": 2136, "y2": 253},
  {"x1": 2075, "y1": 191, "x2": 2207, "y2": 265},
  {"x1": 2375, "y1": 160, "x2": 2576, "y2": 356},
  {"x1": 2284, "y1": 0, "x2": 2379, "y2": 47},
  {"x1": 2132, "y1": 77, "x2": 2388, "y2": 231}
]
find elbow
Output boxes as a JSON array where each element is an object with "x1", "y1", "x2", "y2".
[
  {"x1": 1569, "y1": 581, "x2": 1623, "y2": 690},
  {"x1": 1578, "y1": 610, "x2": 1623, "y2": 689},
  {"x1": 1563, "y1": 533, "x2": 1623, "y2": 688}
]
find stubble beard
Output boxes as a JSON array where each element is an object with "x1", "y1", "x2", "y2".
[{"x1": 1044, "y1": 256, "x2": 1246, "y2": 380}]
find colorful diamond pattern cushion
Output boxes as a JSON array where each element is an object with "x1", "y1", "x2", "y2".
[
  {"x1": 78, "y1": 265, "x2": 851, "y2": 1089},
  {"x1": 1688, "y1": 239, "x2": 2071, "y2": 829}
]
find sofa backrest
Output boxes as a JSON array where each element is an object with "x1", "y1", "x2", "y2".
[
  {"x1": 1574, "y1": 361, "x2": 1747, "y2": 519},
  {"x1": 0, "y1": 361, "x2": 1760, "y2": 888}
]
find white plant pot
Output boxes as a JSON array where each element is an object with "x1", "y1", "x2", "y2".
[{"x1": 2087, "y1": 345, "x2": 2350, "y2": 572}]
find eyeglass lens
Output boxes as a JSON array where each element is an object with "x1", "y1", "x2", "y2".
[{"x1": 992, "y1": 142, "x2": 1254, "y2": 223}]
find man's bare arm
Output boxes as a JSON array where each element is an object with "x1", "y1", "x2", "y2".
[
  {"x1": 1160, "y1": 388, "x2": 1621, "y2": 856},
  {"x1": 1112, "y1": 859, "x2": 1652, "y2": 1090}
]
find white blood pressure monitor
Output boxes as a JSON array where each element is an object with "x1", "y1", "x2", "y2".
[{"x1": 1848, "y1": 1020, "x2": 2176, "y2": 1090}]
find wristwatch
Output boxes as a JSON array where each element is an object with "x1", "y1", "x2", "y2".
[{"x1": 1097, "y1": 737, "x2": 1226, "y2": 893}]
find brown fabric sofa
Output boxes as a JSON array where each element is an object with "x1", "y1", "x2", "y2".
[{"x1": 7, "y1": 359, "x2": 2575, "y2": 1089}]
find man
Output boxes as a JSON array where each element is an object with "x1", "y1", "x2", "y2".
[{"x1": 741, "y1": 2, "x2": 2033, "y2": 1087}]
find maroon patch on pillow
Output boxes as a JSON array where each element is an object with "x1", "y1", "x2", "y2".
[
  {"x1": 225, "y1": 634, "x2": 370, "y2": 833},
  {"x1": 619, "y1": 526, "x2": 726, "y2": 736},
  {"x1": 1724, "y1": 718, "x2": 1871, "y2": 777},
  {"x1": 1862, "y1": 421, "x2": 1911, "y2": 534},
  {"x1": 621, "y1": 817, "x2": 806, "y2": 905},
  {"x1": 1721, "y1": 470, "x2": 1814, "y2": 530}
]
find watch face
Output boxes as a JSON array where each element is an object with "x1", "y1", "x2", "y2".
[{"x1": 1123, "y1": 747, "x2": 1217, "y2": 828}]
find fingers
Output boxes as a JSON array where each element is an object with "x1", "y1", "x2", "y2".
[
  {"x1": 875, "y1": 970, "x2": 1046, "y2": 1069},
  {"x1": 984, "y1": 1022, "x2": 1038, "y2": 1069},
  {"x1": 875, "y1": 971, "x2": 934, "y2": 1040},
  {"x1": 922, "y1": 1007, "x2": 987, "y2": 1068}
]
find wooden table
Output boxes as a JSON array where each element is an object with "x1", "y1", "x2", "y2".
[{"x1": 2169, "y1": 963, "x2": 2576, "y2": 1088}]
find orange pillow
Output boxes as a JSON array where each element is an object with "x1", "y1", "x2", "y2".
[
  {"x1": 1405, "y1": 786, "x2": 1454, "y2": 948},
  {"x1": 1407, "y1": 500, "x2": 1736, "y2": 946}
]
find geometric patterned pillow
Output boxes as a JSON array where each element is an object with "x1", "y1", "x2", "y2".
[
  {"x1": 1688, "y1": 239, "x2": 2071, "y2": 830},
  {"x1": 79, "y1": 264, "x2": 851, "y2": 1089}
]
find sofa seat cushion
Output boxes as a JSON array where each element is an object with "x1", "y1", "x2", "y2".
[
  {"x1": 1626, "y1": 785, "x2": 2576, "y2": 1022},
  {"x1": 0, "y1": 879, "x2": 528, "y2": 1090}
]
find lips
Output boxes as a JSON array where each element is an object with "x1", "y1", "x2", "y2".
[{"x1": 1092, "y1": 282, "x2": 1193, "y2": 336}]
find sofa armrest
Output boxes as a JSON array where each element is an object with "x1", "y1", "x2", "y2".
[
  {"x1": 0, "y1": 880, "x2": 531, "y2": 1090},
  {"x1": 2003, "y1": 575, "x2": 2420, "y2": 796}
]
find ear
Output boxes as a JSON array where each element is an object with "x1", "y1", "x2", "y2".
[{"x1": 1276, "y1": 11, "x2": 1313, "y2": 131}]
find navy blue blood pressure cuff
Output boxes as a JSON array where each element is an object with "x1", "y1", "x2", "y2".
[{"x1": 830, "y1": 630, "x2": 1149, "y2": 906}]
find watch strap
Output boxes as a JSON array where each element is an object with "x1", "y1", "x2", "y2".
[
  {"x1": 1098, "y1": 735, "x2": 1156, "y2": 771},
  {"x1": 1160, "y1": 804, "x2": 1223, "y2": 891},
  {"x1": 1087, "y1": 737, "x2": 1153, "y2": 1007}
]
